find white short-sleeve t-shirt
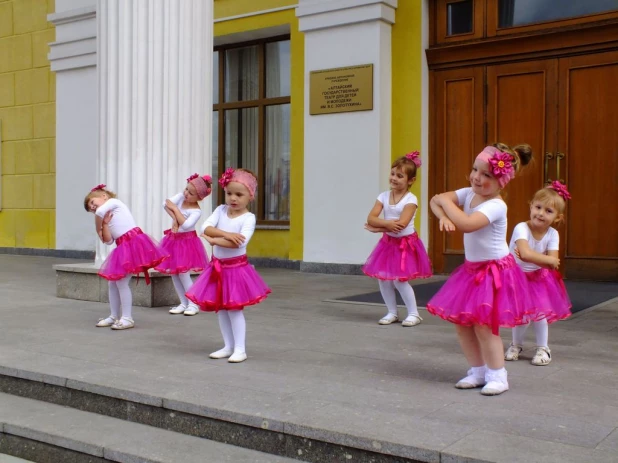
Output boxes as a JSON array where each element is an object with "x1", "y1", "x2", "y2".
[
  {"x1": 95, "y1": 198, "x2": 137, "y2": 240},
  {"x1": 164, "y1": 192, "x2": 202, "y2": 232},
  {"x1": 377, "y1": 190, "x2": 417, "y2": 237},
  {"x1": 509, "y1": 222, "x2": 559, "y2": 272},
  {"x1": 202, "y1": 205, "x2": 256, "y2": 259},
  {"x1": 455, "y1": 187, "x2": 508, "y2": 262}
]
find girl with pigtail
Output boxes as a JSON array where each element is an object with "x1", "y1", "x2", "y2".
[{"x1": 363, "y1": 151, "x2": 433, "y2": 327}]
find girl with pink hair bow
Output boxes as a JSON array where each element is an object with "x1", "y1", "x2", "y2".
[
  {"x1": 155, "y1": 173, "x2": 213, "y2": 316},
  {"x1": 428, "y1": 142, "x2": 535, "y2": 396},
  {"x1": 362, "y1": 152, "x2": 433, "y2": 327},
  {"x1": 505, "y1": 181, "x2": 572, "y2": 366},
  {"x1": 187, "y1": 168, "x2": 271, "y2": 363},
  {"x1": 84, "y1": 185, "x2": 168, "y2": 330}
]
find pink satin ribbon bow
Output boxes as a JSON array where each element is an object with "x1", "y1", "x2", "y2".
[{"x1": 473, "y1": 261, "x2": 502, "y2": 335}]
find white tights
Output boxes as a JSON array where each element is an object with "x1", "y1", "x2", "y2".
[
  {"x1": 512, "y1": 319, "x2": 549, "y2": 348},
  {"x1": 108, "y1": 275, "x2": 133, "y2": 320},
  {"x1": 171, "y1": 272, "x2": 194, "y2": 306},
  {"x1": 378, "y1": 280, "x2": 419, "y2": 317},
  {"x1": 217, "y1": 310, "x2": 246, "y2": 354}
]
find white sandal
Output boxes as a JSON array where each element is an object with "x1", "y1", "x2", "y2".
[
  {"x1": 96, "y1": 316, "x2": 118, "y2": 327},
  {"x1": 531, "y1": 346, "x2": 551, "y2": 366},
  {"x1": 111, "y1": 317, "x2": 135, "y2": 330},
  {"x1": 169, "y1": 304, "x2": 186, "y2": 314},
  {"x1": 504, "y1": 343, "x2": 523, "y2": 361},
  {"x1": 402, "y1": 314, "x2": 423, "y2": 327},
  {"x1": 378, "y1": 314, "x2": 399, "y2": 325}
]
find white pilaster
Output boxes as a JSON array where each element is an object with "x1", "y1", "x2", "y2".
[
  {"x1": 297, "y1": 0, "x2": 397, "y2": 264},
  {"x1": 96, "y1": 0, "x2": 213, "y2": 264},
  {"x1": 49, "y1": 1, "x2": 98, "y2": 253}
]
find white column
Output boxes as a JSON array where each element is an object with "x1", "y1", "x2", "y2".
[
  {"x1": 48, "y1": 2, "x2": 98, "y2": 253},
  {"x1": 96, "y1": 0, "x2": 213, "y2": 264},
  {"x1": 297, "y1": 0, "x2": 397, "y2": 265}
]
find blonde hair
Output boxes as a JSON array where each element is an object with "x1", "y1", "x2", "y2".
[
  {"x1": 391, "y1": 156, "x2": 418, "y2": 185},
  {"x1": 83, "y1": 188, "x2": 117, "y2": 212},
  {"x1": 530, "y1": 187, "x2": 566, "y2": 227}
]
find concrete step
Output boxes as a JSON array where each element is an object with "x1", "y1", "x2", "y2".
[
  {"x1": 0, "y1": 368, "x2": 427, "y2": 463},
  {"x1": 0, "y1": 392, "x2": 300, "y2": 463},
  {"x1": 0, "y1": 455, "x2": 33, "y2": 463}
]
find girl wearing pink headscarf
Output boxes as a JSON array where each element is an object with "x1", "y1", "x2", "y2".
[
  {"x1": 187, "y1": 168, "x2": 271, "y2": 363},
  {"x1": 428, "y1": 143, "x2": 535, "y2": 396},
  {"x1": 155, "y1": 173, "x2": 212, "y2": 316}
]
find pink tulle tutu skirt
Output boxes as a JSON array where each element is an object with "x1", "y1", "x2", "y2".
[
  {"x1": 525, "y1": 269, "x2": 571, "y2": 323},
  {"x1": 186, "y1": 255, "x2": 271, "y2": 312},
  {"x1": 426, "y1": 254, "x2": 535, "y2": 334},
  {"x1": 98, "y1": 227, "x2": 168, "y2": 283},
  {"x1": 362, "y1": 232, "x2": 432, "y2": 281},
  {"x1": 154, "y1": 229, "x2": 209, "y2": 274}
]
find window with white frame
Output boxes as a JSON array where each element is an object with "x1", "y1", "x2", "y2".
[{"x1": 212, "y1": 36, "x2": 291, "y2": 224}]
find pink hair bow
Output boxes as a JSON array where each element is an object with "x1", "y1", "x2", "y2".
[
  {"x1": 548, "y1": 180, "x2": 571, "y2": 200},
  {"x1": 405, "y1": 151, "x2": 422, "y2": 167},
  {"x1": 91, "y1": 184, "x2": 106, "y2": 192},
  {"x1": 218, "y1": 168, "x2": 235, "y2": 189},
  {"x1": 186, "y1": 173, "x2": 199, "y2": 183},
  {"x1": 203, "y1": 174, "x2": 212, "y2": 183}
]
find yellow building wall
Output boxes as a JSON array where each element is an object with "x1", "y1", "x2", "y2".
[
  {"x1": 0, "y1": 0, "x2": 56, "y2": 248},
  {"x1": 215, "y1": 1, "x2": 303, "y2": 260},
  {"x1": 392, "y1": 2, "x2": 423, "y2": 232}
]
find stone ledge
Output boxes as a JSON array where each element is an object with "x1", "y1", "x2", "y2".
[
  {"x1": 0, "y1": 374, "x2": 431, "y2": 463},
  {"x1": 0, "y1": 433, "x2": 107, "y2": 463},
  {"x1": 54, "y1": 263, "x2": 195, "y2": 308},
  {"x1": 0, "y1": 247, "x2": 94, "y2": 259}
]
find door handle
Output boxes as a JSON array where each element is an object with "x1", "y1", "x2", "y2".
[
  {"x1": 544, "y1": 152, "x2": 554, "y2": 184},
  {"x1": 556, "y1": 152, "x2": 565, "y2": 184}
]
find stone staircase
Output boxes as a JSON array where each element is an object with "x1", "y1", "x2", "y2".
[{"x1": 0, "y1": 369, "x2": 424, "y2": 463}]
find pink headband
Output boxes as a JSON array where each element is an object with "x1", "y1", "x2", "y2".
[
  {"x1": 219, "y1": 168, "x2": 257, "y2": 199},
  {"x1": 547, "y1": 180, "x2": 571, "y2": 201},
  {"x1": 405, "y1": 151, "x2": 422, "y2": 167},
  {"x1": 476, "y1": 146, "x2": 515, "y2": 188},
  {"x1": 91, "y1": 184, "x2": 106, "y2": 192},
  {"x1": 187, "y1": 173, "x2": 212, "y2": 200}
]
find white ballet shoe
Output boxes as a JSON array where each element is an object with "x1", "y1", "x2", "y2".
[
  {"x1": 209, "y1": 348, "x2": 233, "y2": 359},
  {"x1": 228, "y1": 351, "x2": 247, "y2": 363}
]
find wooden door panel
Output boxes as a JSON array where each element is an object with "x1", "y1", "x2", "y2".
[
  {"x1": 559, "y1": 51, "x2": 618, "y2": 281},
  {"x1": 487, "y1": 60, "x2": 558, "y2": 242},
  {"x1": 431, "y1": 67, "x2": 484, "y2": 273}
]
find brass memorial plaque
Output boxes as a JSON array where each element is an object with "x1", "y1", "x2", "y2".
[{"x1": 309, "y1": 64, "x2": 374, "y2": 115}]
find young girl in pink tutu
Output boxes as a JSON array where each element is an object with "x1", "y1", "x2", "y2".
[
  {"x1": 363, "y1": 151, "x2": 432, "y2": 326},
  {"x1": 155, "y1": 173, "x2": 212, "y2": 316},
  {"x1": 84, "y1": 184, "x2": 167, "y2": 330},
  {"x1": 505, "y1": 182, "x2": 572, "y2": 366},
  {"x1": 186, "y1": 168, "x2": 271, "y2": 363},
  {"x1": 427, "y1": 143, "x2": 534, "y2": 396}
]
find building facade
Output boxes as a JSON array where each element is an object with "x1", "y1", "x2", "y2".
[
  {"x1": 1, "y1": 0, "x2": 617, "y2": 281},
  {"x1": 0, "y1": 0, "x2": 56, "y2": 249}
]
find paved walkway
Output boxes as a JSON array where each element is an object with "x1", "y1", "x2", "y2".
[{"x1": 1, "y1": 255, "x2": 618, "y2": 462}]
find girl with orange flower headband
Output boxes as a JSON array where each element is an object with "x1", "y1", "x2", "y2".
[
  {"x1": 186, "y1": 168, "x2": 271, "y2": 363},
  {"x1": 505, "y1": 182, "x2": 572, "y2": 366},
  {"x1": 154, "y1": 173, "x2": 213, "y2": 316},
  {"x1": 427, "y1": 143, "x2": 534, "y2": 396}
]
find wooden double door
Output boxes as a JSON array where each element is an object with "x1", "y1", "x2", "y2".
[{"x1": 431, "y1": 50, "x2": 618, "y2": 281}]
